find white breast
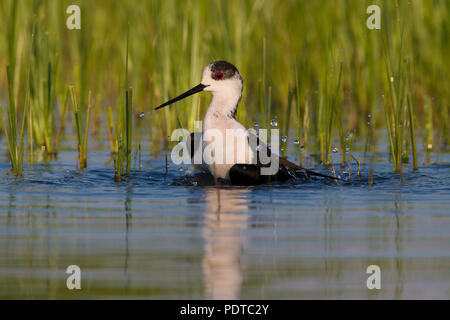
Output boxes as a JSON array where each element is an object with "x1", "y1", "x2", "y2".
[{"x1": 200, "y1": 114, "x2": 253, "y2": 179}]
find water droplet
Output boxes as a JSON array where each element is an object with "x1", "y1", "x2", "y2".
[
  {"x1": 332, "y1": 147, "x2": 338, "y2": 153},
  {"x1": 300, "y1": 146, "x2": 305, "y2": 151},
  {"x1": 348, "y1": 132, "x2": 353, "y2": 138},
  {"x1": 293, "y1": 139, "x2": 300, "y2": 145},
  {"x1": 138, "y1": 112, "x2": 145, "y2": 118},
  {"x1": 280, "y1": 147, "x2": 284, "y2": 152},
  {"x1": 345, "y1": 137, "x2": 348, "y2": 142},
  {"x1": 281, "y1": 136, "x2": 287, "y2": 143},
  {"x1": 270, "y1": 119, "x2": 278, "y2": 127},
  {"x1": 368, "y1": 114, "x2": 372, "y2": 118},
  {"x1": 254, "y1": 122, "x2": 259, "y2": 129},
  {"x1": 346, "y1": 146, "x2": 350, "y2": 152},
  {"x1": 367, "y1": 122, "x2": 371, "y2": 126}
]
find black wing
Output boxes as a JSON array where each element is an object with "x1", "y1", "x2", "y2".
[{"x1": 246, "y1": 131, "x2": 337, "y2": 180}]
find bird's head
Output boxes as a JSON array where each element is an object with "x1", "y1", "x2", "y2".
[{"x1": 154, "y1": 60, "x2": 242, "y2": 111}]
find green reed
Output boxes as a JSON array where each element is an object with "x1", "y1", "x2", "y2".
[
  {"x1": 380, "y1": 2, "x2": 420, "y2": 174},
  {"x1": 6, "y1": 0, "x2": 18, "y2": 85},
  {"x1": 71, "y1": 86, "x2": 91, "y2": 170},
  {"x1": 314, "y1": 59, "x2": 343, "y2": 166},
  {"x1": 53, "y1": 88, "x2": 70, "y2": 154},
  {"x1": 259, "y1": 38, "x2": 268, "y2": 130},
  {"x1": 0, "y1": 66, "x2": 26, "y2": 176},
  {"x1": 122, "y1": 25, "x2": 133, "y2": 177},
  {"x1": 405, "y1": 59, "x2": 418, "y2": 171},
  {"x1": 111, "y1": 26, "x2": 134, "y2": 181},
  {"x1": 124, "y1": 87, "x2": 133, "y2": 175},
  {"x1": 293, "y1": 62, "x2": 309, "y2": 167},
  {"x1": 422, "y1": 95, "x2": 434, "y2": 157},
  {"x1": 29, "y1": 55, "x2": 57, "y2": 155},
  {"x1": 281, "y1": 85, "x2": 293, "y2": 158}
]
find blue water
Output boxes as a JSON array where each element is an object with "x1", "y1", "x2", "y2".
[{"x1": 0, "y1": 149, "x2": 449, "y2": 299}]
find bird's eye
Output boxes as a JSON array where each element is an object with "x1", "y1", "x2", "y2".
[{"x1": 215, "y1": 72, "x2": 224, "y2": 80}]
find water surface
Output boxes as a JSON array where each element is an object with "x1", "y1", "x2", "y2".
[{"x1": 0, "y1": 149, "x2": 449, "y2": 299}]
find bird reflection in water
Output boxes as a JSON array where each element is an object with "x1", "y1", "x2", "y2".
[{"x1": 202, "y1": 187, "x2": 249, "y2": 299}]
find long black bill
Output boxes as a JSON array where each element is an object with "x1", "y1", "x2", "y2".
[{"x1": 153, "y1": 83, "x2": 207, "y2": 111}]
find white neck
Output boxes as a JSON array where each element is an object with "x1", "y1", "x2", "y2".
[{"x1": 204, "y1": 87, "x2": 241, "y2": 121}]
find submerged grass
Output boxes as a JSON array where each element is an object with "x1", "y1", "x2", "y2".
[{"x1": 0, "y1": 0, "x2": 448, "y2": 178}]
